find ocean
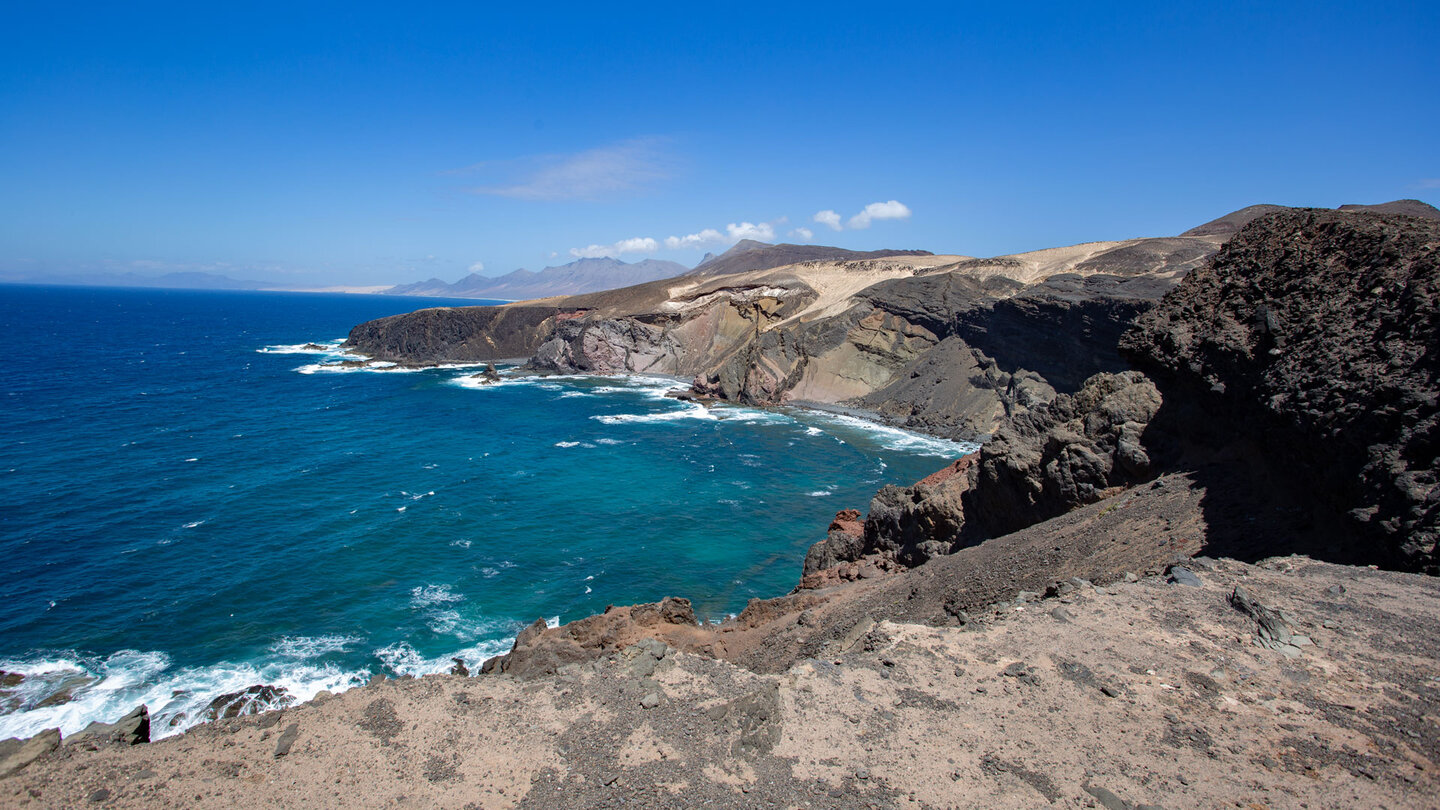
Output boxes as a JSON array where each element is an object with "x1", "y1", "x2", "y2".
[{"x1": 0, "y1": 285, "x2": 974, "y2": 740}]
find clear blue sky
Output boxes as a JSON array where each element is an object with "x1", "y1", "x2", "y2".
[{"x1": 2, "y1": 2, "x2": 1436, "y2": 286}]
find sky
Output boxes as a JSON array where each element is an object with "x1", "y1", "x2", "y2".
[{"x1": 1, "y1": 2, "x2": 1436, "y2": 287}]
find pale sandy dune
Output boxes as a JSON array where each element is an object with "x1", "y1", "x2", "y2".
[{"x1": 760, "y1": 255, "x2": 967, "y2": 327}]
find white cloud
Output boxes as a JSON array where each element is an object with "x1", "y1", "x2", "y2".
[
  {"x1": 726, "y1": 221, "x2": 776, "y2": 242},
  {"x1": 664, "y1": 228, "x2": 726, "y2": 250},
  {"x1": 847, "y1": 200, "x2": 912, "y2": 229},
  {"x1": 790, "y1": 227, "x2": 814, "y2": 241},
  {"x1": 468, "y1": 261, "x2": 485, "y2": 273},
  {"x1": 463, "y1": 138, "x2": 672, "y2": 201},
  {"x1": 813, "y1": 210, "x2": 843, "y2": 231},
  {"x1": 573, "y1": 217, "x2": 779, "y2": 259},
  {"x1": 568, "y1": 236, "x2": 659, "y2": 259}
]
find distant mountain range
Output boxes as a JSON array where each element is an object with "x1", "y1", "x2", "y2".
[
  {"x1": 382, "y1": 242, "x2": 937, "y2": 302},
  {"x1": 385, "y1": 257, "x2": 689, "y2": 301}
]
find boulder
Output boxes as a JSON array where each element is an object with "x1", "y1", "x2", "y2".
[
  {"x1": 66, "y1": 704, "x2": 150, "y2": 746},
  {"x1": 202, "y1": 685, "x2": 295, "y2": 721},
  {"x1": 969, "y1": 371, "x2": 1164, "y2": 536},
  {"x1": 481, "y1": 597, "x2": 702, "y2": 678}
]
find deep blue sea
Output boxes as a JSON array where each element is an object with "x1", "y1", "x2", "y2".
[{"x1": 0, "y1": 285, "x2": 973, "y2": 740}]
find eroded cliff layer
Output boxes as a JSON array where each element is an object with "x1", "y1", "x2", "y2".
[{"x1": 347, "y1": 236, "x2": 1218, "y2": 440}]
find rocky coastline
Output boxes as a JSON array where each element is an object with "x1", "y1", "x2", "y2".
[{"x1": 6, "y1": 202, "x2": 1440, "y2": 808}]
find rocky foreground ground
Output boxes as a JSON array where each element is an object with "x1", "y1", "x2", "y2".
[{"x1": 3, "y1": 554, "x2": 1437, "y2": 809}]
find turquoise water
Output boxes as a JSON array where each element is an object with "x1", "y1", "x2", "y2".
[{"x1": 0, "y1": 285, "x2": 973, "y2": 739}]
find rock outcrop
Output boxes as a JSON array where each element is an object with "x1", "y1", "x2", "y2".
[
  {"x1": 480, "y1": 597, "x2": 705, "y2": 678},
  {"x1": 1123, "y1": 209, "x2": 1440, "y2": 572},
  {"x1": 967, "y1": 371, "x2": 1164, "y2": 536},
  {"x1": 345, "y1": 305, "x2": 565, "y2": 363},
  {"x1": 64, "y1": 705, "x2": 149, "y2": 747},
  {"x1": 202, "y1": 685, "x2": 295, "y2": 721},
  {"x1": 801, "y1": 371, "x2": 1166, "y2": 580}
]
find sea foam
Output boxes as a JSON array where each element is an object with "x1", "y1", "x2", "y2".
[{"x1": 0, "y1": 649, "x2": 367, "y2": 741}]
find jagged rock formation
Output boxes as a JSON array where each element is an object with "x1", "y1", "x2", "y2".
[
  {"x1": 801, "y1": 207, "x2": 1440, "y2": 584},
  {"x1": 967, "y1": 371, "x2": 1164, "y2": 536},
  {"x1": 1123, "y1": 209, "x2": 1440, "y2": 572},
  {"x1": 480, "y1": 597, "x2": 705, "y2": 678},
  {"x1": 800, "y1": 371, "x2": 1165, "y2": 579}
]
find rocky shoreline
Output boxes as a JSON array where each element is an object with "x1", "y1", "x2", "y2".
[{"x1": 5, "y1": 203, "x2": 1440, "y2": 808}]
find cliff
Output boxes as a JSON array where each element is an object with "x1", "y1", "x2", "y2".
[
  {"x1": 1123, "y1": 208, "x2": 1440, "y2": 572},
  {"x1": 347, "y1": 234, "x2": 1218, "y2": 441}
]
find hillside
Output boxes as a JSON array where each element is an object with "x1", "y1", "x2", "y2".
[{"x1": 688, "y1": 240, "x2": 934, "y2": 277}]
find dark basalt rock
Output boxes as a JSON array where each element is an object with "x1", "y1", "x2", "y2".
[
  {"x1": 344, "y1": 305, "x2": 563, "y2": 364},
  {"x1": 202, "y1": 685, "x2": 295, "y2": 720},
  {"x1": 969, "y1": 370, "x2": 1164, "y2": 537},
  {"x1": 815, "y1": 371, "x2": 1166, "y2": 577},
  {"x1": 1123, "y1": 209, "x2": 1440, "y2": 572}
]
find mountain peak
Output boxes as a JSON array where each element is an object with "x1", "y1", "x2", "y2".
[{"x1": 387, "y1": 255, "x2": 688, "y2": 301}]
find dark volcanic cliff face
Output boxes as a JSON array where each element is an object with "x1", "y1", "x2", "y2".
[
  {"x1": 344, "y1": 305, "x2": 563, "y2": 363},
  {"x1": 801, "y1": 371, "x2": 1167, "y2": 577},
  {"x1": 1122, "y1": 209, "x2": 1440, "y2": 572}
]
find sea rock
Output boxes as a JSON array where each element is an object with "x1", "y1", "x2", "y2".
[
  {"x1": 202, "y1": 685, "x2": 295, "y2": 721},
  {"x1": 33, "y1": 674, "x2": 93, "y2": 709},
  {"x1": 1123, "y1": 209, "x2": 1440, "y2": 572},
  {"x1": 66, "y1": 704, "x2": 150, "y2": 746}
]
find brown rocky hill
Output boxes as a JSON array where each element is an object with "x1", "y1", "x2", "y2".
[
  {"x1": 1182, "y1": 198, "x2": 1439, "y2": 237},
  {"x1": 687, "y1": 239, "x2": 934, "y2": 277},
  {"x1": 346, "y1": 235, "x2": 1218, "y2": 440}
]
